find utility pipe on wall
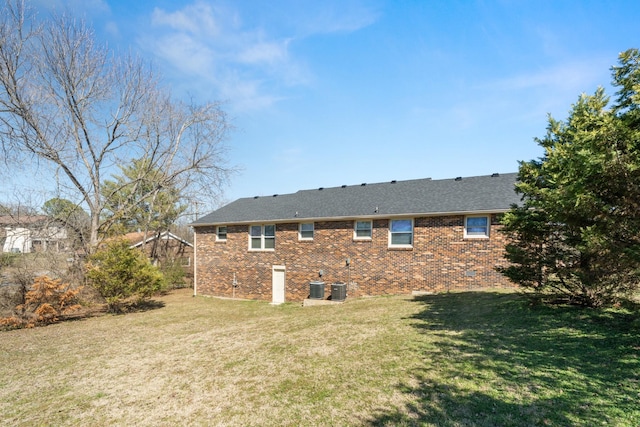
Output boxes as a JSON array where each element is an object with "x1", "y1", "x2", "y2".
[
  {"x1": 192, "y1": 231, "x2": 197, "y2": 297},
  {"x1": 232, "y1": 272, "x2": 237, "y2": 299}
]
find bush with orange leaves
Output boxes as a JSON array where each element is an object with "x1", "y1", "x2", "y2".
[{"x1": 0, "y1": 276, "x2": 82, "y2": 329}]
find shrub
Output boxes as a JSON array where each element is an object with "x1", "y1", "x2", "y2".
[
  {"x1": 0, "y1": 276, "x2": 82, "y2": 329},
  {"x1": 0, "y1": 252, "x2": 18, "y2": 268},
  {"x1": 85, "y1": 239, "x2": 166, "y2": 312},
  {"x1": 160, "y1": 260, "x2": 187, "y2": 289}
]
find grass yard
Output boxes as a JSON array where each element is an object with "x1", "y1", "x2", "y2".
[{"x1": 1, "y1": 289, "x2": 638, "y2": 426}]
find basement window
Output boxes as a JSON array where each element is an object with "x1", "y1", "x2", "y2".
[
  {"x1": 250, "y1": 224, "x2": 275, "y2": 250},
  {"x1": 464, "y1": 216, "x2": 490, "y2": 238}
]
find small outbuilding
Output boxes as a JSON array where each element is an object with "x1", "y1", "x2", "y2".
[{"x1": 123, "y1": 231, "x2": 194, "y2": 285}]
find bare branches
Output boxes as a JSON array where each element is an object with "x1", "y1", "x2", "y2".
[{"x1": 0, "y1": 0, "x2": 233, "y2": 253}]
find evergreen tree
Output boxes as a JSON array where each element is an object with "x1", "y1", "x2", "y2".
[
  {"x1": 499, "y1": 49, "x2": 640, "y2": 307},
  {"x1": 85, "y1": 239, "x2": 166, "y2": 312},
  {"x1": 101, "y1": 158, "x2": 187, "y2": 237}
]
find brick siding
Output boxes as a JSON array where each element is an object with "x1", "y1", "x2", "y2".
[{"x1": 194, "y1": 214, "x2": 513, "y2": 302}]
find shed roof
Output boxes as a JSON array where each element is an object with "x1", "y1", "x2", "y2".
[
  {"x1": 191, "y1": 172, "x2": 521, "y2": 226},
  {"x1": 122, "y1": 231, "x2": 193, "y2": 248}
]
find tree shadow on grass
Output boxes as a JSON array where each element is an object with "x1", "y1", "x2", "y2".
[
  {"x1": 366, "y1": 292, "x2": 640, "y2": 426},
  {"x1": 119, "y1": 298, "x2": 166, "y2": 313},
  {"x1": 55, "y1": 299, "x2": 165, "y2": 322}
]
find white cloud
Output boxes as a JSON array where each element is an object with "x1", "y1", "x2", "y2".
[
  {"x1": 487, "y1": 58, "x2": 611, "y2": 94},
  {"x1": 407, "y1": 55, "x2": 616, "y2": 143},
  {"x1": 153, "y1": 32, "x2": 216, "y2": 76},
  {"x1": 151, "y1": 1, "x2": 221, "y2": 36},
  {"x1": 236, "y1": 39, "x2": 290, "y2": 66},
  {"x1": 474, "y1": 57, "x2": 615, "y2": 122},
  {"x1": 143, "y1": 2, "x2": 293, "y2": 111},
  {"x1": 141, "y1": 1, "x2": 377, "y2": 112},
  {"x1": 279, "y1": 0, "x2": 380, "y2": 35},
  {"x1": 218, "y1": 76, "x2": 284, "y2": 111}
]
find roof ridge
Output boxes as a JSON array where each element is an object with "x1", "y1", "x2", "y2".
[{"x1": 250, "y1": 172, "x2": 517, "y2": 197}]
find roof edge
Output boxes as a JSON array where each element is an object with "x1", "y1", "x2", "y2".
[
  {"x1": 190, "y1": 209, "x2": 510, "y2": 227},
  {"x1": 129, "y1": 231, "x2": 194, "y2": 248}
]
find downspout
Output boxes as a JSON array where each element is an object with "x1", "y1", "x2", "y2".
[{"x1": 193, "y1": 228, "x2": 197, "y2": 297}]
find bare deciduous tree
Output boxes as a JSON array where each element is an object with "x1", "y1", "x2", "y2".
[{"x1": 0, "y1": 0, "x2": 232, "y2": 253}]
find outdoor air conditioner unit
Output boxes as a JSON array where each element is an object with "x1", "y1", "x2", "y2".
[
  {"x1": 309, "y1": 281, "x2": 325, "y2": 299},
  {"x1": 331, "y1": 283, "x2": 346, "y2": 301}
]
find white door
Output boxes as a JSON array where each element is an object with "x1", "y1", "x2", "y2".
[{"x1": 271, "y1": 265, "x2": 286, "y2": 305}]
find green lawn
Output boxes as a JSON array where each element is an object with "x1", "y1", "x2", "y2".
[{"x1": 1, "y1": 289, "x2": 638, "y2": 426}]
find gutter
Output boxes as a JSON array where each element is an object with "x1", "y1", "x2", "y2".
[{"x1": 189, "y1": 208, "x2": 511, "y2": 228}]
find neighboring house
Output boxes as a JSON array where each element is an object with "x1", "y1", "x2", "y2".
[
  {"x1": 123, "y1": 231, "x2": 194, "y2": 282},
  {"x1": 0, "y1": 215, "x2": 68, "y2": 253},
  {"x1": 190, "y1": 173, "x2": 521, "y2": 303}
]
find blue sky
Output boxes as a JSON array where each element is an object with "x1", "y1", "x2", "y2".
[{"x1": 22, "y1": 0, "x2": 640, "y2": 205}]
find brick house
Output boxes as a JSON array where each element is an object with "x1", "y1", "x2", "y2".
[{"x1": 190, "y1": 173, "x2": 520, "y2": 303}]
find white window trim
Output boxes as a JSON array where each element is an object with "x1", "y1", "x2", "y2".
[
  {"x1": 216, "y1": 225, "x2": 227, "y2": 242},
  {"x1": 354, "y1": 220, "x2": 372, "y2": 240},
  {"x1": 388, "y1": 218, "x2": 414, "y2": 248},
  {"x1": 299, "y1": 222, "x2": 314, "y2": 241},
  {"x1": 464, "y1": 215, "x2": 490, "y2": 239},
  {"x1": 249, "y1": 224, "x2": 276, "y2": 251}
]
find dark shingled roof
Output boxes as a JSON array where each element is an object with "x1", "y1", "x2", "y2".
[{"x1": 191, "y1": 173, "x2": 521, "y2": 226}]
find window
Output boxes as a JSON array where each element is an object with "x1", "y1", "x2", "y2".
[
  {"x1": 250, "y1": 224, "x2": 275, "y2": 250},
  {"x1": 354, "y1": 220, "x2": 372, "y2": 239},
  {"x1": 250, "y1": 225, "x2": 261, "y2": 249},
  {"x1": 216, "y1": 226, "x2": 227, "y2": 241},
  {"x1": 465, "y1": 216, "x2": 489, "y2": 238},
  {"x1": 299, "y1": 222, "x2": 314, "y2": 240},
  {"x1": 178, "y1": 257, "x2": 191, "y2": 267},
  {"x1": 390, "y1": 219, "x2": 413, "y2": 247}
]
